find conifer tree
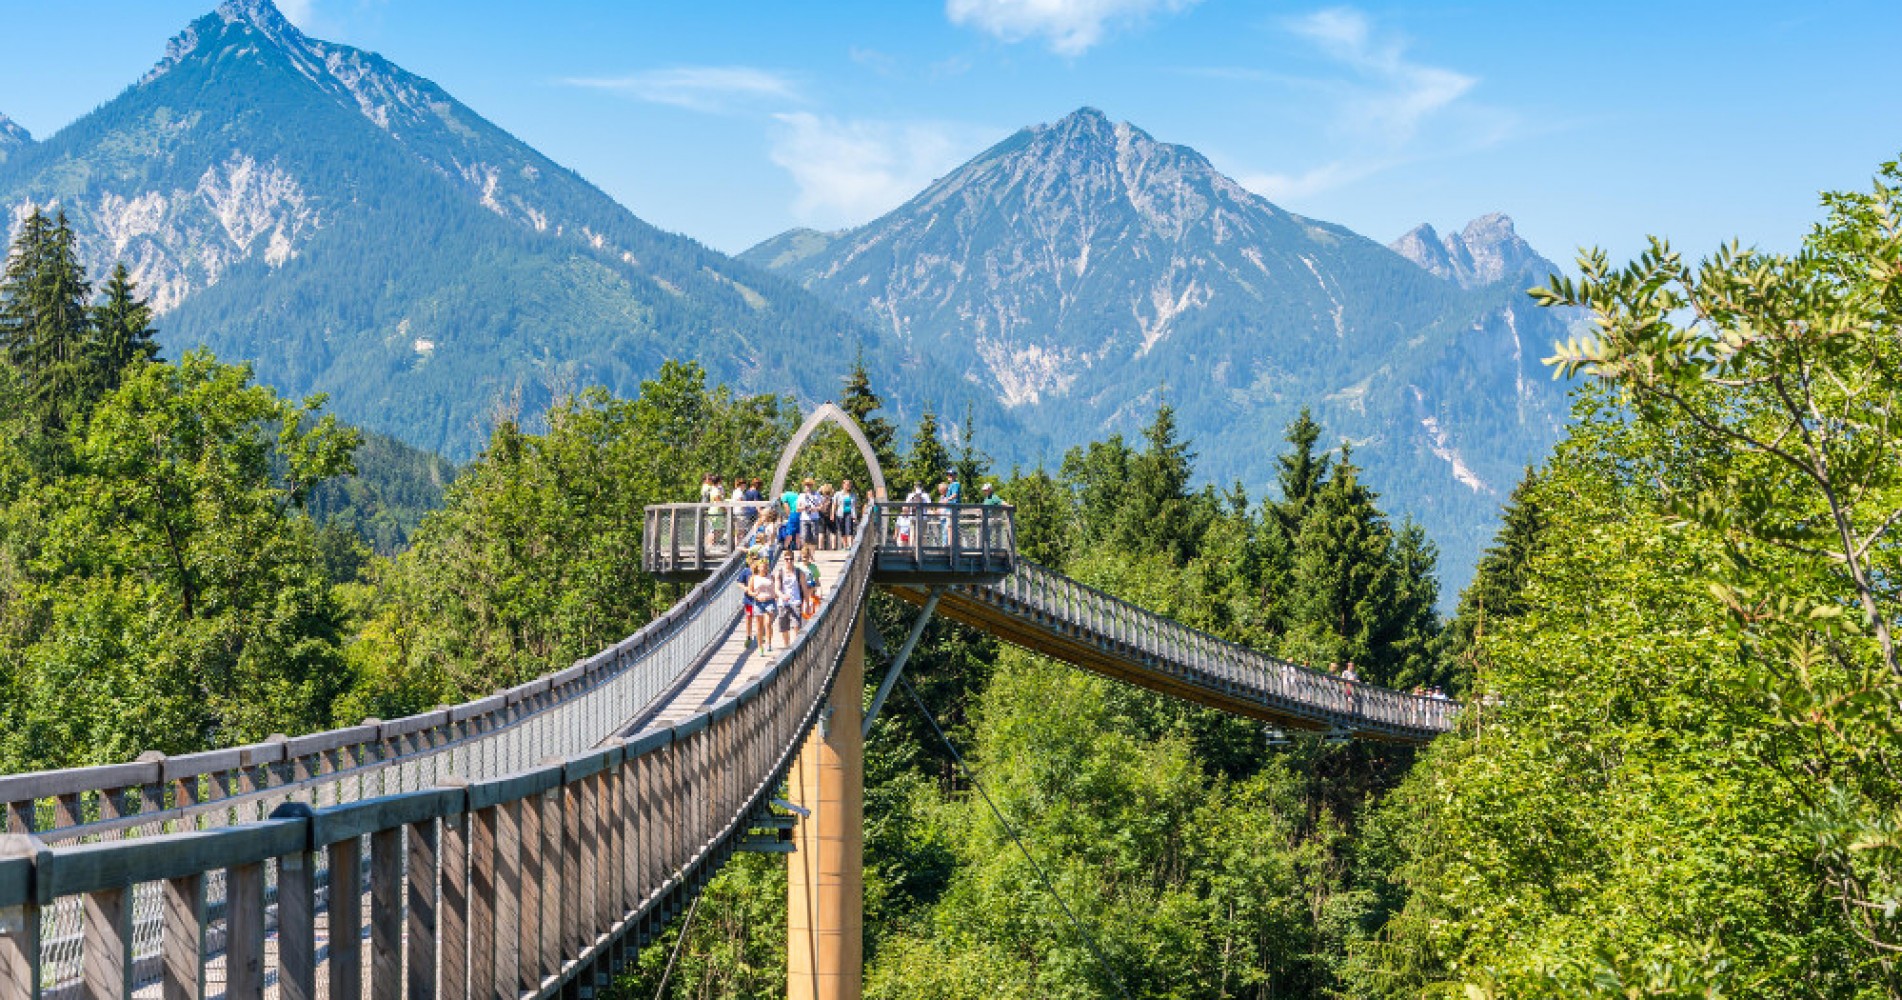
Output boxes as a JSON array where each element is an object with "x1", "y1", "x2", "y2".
[
  {"x1": 1437, "y1": 467, "x2": 1545, "y2": 690},
  {"x1": 1285, "y1": 447, "x2": 1397, "y2": 670},
  {"x1": 0, "y1": 209, "x2": 93, "y2": 436},
  {"x1": 1382, "y1": 519, "x2": 1443, "y2": 689},
  {"x1": 900, "y1": 405, "x2": 952, "y2": 495},
  {"x1": 838, "y1": 351, "x2": 898, "y2": 469},
  {"x1": 1272, "y1": 407, "x2": 1331, "y2": 544},
  {"x1": 954, "y1": 401, "x2": 986, "y2": 490},
  {"x1": 1123, "y1": 400, "x2": 1204, "y2": 561},
  {"x1": 88, "y1": 263, "x2": 159, "y2": 396}
]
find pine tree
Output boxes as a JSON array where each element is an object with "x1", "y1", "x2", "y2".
[
  {"x1": 838, "y1": 351, "x2": 898, "y2": 469},
  {"x1": 0, "y1": 209, "x2": 94, "y2": 437},
  {"x1": 88, "y1": 263, "x2": 159, "y2": 397},
  {"x1": 1437, "y1": 467, "x2": 1545, "y2": 691},
  {"x1": 954, "y1": 401, "x2": 987, "y2": 491},
  {"x1": 1272, "y1": 407, "x2": 1331, "y2": 544},
  {"x1": 900, "y1": 405, "x2": 952, "y2": 496},
  {"x1": 1382, "y1": 518, "x2": 1443, "y2": 690},
  {"x1": 1122, "y1": 400, "x2": 1205, "y2": 561},
  {"x1": 1284, "y1": 448, "x2": 1397, "y2": 672}
]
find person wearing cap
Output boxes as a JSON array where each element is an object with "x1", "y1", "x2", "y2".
[{"x1": 981, "y1": 482, "x2": 1005, "y2": 505}]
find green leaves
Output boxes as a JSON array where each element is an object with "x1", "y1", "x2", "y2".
[{"x1": 0, "y1": 350, "x2": 356, "y2": 767}]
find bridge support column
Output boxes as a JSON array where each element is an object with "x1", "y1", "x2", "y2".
[{"x1": 787, "y1": 616, "x2": 864, "y2": 1000}]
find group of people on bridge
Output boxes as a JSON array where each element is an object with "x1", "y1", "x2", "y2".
[
  {"x1": 698, "y1": 473, "x2": 861, "y2": 552},
  {"x1": 698, "y1": 473, "x2": 860, "y2": 657}
]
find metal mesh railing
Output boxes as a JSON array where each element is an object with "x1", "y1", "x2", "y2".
[
  {"x1": 974, "y1": 560, "x2": 1457, "y2": 740},
  {"x1": 0, "y1": 533, "x2": 870, "y2": 1000},
  {"x1": 6, "y1": 552, "x2": 748, "y2": 998}
]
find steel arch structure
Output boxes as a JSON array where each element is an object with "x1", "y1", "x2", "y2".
[{"x1": 769, "y1": 402, "x2": 889, "y2": 502}]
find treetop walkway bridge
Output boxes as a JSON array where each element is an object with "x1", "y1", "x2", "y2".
[{"x1": 0, "y1": 404, "x2": 1455, "y2": 1000}]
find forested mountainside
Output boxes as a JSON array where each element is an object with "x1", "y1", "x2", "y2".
[
  {"x1": 744, "y1": 108, "x2": 1579, "y2": 589},
  {"x1": 0, "y1": 0, "x2": 946, "y2": 461}
]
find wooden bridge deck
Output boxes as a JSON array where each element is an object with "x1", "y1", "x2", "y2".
[{"x1": 629, "y1": 548, "x2": 853, "y2": 737}]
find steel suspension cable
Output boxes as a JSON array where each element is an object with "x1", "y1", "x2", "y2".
[
  {"x1": 896, "y1": 674, "x2": 1134, "y2": 1000},
  {"x1": 650, "y1": 890, "x2": 703, "y2": 1000}
]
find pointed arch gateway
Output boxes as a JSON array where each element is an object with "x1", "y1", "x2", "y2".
[{"x1": 770, "y1": 402, "x2": 889, "y2": 502}]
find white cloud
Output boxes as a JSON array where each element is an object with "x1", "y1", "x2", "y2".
[
  {"x1": 946, "y1": 0, "x2": 1199, "y2": 56},
  {"x1": 1231, "y1": 7, "x2": 1500, "y2": 204},
  {"x1": 1237, "y1": 161, "x2": 1385, "y2": 203},
  {"x1": 1284, "y1": 7, "x2": 1475, "y2": 142},
  {"x1": 562, "y1": 66, "x2": 800, "y2": 113},
  {"x1": 276, "y1": 0, "x2": 317, "y2": 27},
  {"x1": 769, "y1": 114, "x2": 987, "y2": 227}
]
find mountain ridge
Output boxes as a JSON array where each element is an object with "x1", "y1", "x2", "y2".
[
  {"x1": 743, "y1": 106, "x2": 1578, "y2": 590},
  {"x1": 1390, "y1": 213, "x2": 1559, "y2": 290},
  {"x1": 0, "y1": 113, "x2": 28, "y2": 165},
  {"x1": 0, "y1": 0, "x2": 918, "y2": 460}
]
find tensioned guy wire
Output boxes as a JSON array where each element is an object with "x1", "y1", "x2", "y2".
[{"x1": 896, "y1": 673, "x2": 1134, "y2": 1000}]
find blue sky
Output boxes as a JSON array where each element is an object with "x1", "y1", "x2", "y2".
[{"x1": 2, "y1": 0, "x2": 1898, "y2": 264}]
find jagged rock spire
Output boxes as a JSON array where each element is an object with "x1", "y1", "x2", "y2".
[{"x1": 1389, "y1": 213, "x2": 1557, "y2": 288}]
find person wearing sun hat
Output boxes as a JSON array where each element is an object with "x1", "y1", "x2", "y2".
[{"x1": 981, "y1": 482, "x2": 1006, "y2": 505}]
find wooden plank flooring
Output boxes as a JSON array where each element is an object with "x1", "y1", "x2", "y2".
[{"x1": 634, "y1": 548, "x2": 853, "y2": 735}]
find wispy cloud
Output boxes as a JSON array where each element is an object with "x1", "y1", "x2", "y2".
[
  {"x1": 1285, "y1": 8, "x2": 1475, "y2": 141},
  {"x1": 1236, "y1": 161, "x2": 1388, "y2": 203},
  {"x1": 946, "y1": 0, "x2": 1200, "y2": 56},
  {"x1": 1234, "y1": 7, "x2": 1506, "y2": 203},
  {"x1": 276, "y1": 0, "x2": 318, "y2": 28},
  {"x1": 562, "y1": 66, "x2": 800, "y2": 114},
  {"x1": 769, "y1": 114, "x2": 989, "y2": 227}
]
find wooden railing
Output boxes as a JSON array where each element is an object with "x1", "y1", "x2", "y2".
[
  {"x1": 643, "y1": 501, "x2": 793, "y2": 578},
  {"x1": 0, "y1": 533, "x2": 875, "y2": 999}
]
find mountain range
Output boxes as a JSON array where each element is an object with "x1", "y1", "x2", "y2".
[
  {"x1": 0, "y1": 0, "x2": 1579, "y2": 592},
  {"x1": 743, "y1": 109, "x2": 1577, "y2": 586},
  {"x1": 0, "y1": 0, "x2": 920, "y2": 458}
]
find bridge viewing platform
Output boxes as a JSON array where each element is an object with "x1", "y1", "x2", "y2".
[
  {"x1": 641, "y1": 498, "x2": 1453, "y2": 743},
  {"x1": 0, "y1": 404, "x2": 1456, "y2": 1000}
]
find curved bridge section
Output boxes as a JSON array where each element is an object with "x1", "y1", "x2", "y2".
[{"x1": 889, "y1": 560, "x2": 1454, "y2": 743}]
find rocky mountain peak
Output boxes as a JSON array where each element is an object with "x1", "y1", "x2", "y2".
[
  {"x1": 0, "y1": 113, "x2": 28, "y2": 166},
  {"x1": 216, "y1": 0, "x2": 298, "y2": 36},
  {"x1": 1390, "y1": 223, "x2": 1456, "y2": 282},
  {"x1": 1039, "y1": 106, "x2": 1117, "y2": 145},
  {"x1": 0, "y1": 112, "x2": 30, "y2": 146},
  {"x1": 1390, "y1": 213, "x2": 1557, "y2": 289}
]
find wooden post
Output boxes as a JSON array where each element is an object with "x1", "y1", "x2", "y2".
[
  {"x1": 407, "y1": 819, "x2": 439, "y2": 999},
  {"x1": 81, "y1": 886, "x2": 131, "y2": 999},
  {"x1": 561, "y1": 779, "x2": 583, "y2": 961},
  {"x1": 495, "y1": 800, "x2": 522, "y2": 999},
  {"x1": 519, "y1": 794, "x2": 545, "y2": 993},
  {"x1": 439, "y1": 810, "x2": 469, "y2": 1000},
  {"x1": 540, "y1": 785, "x2": 562, "y2": 979},
  {"x1": 278, "y1": 834, "x2": 318, "y2": 1000},
  {"x1": 328, "y1": 838, "x2": 364, "y2": 1000},
  {"x1": 161, "y1": 873, "x2": 205, "y2": 1000},
  {"x1": 226, "y1": 862, "x2": 266, "y2": 998},
  {"x1": 787, "y1": 616, "x2": 865, "y2": 1000},
  {"x1": 470, "y1": 805, "x2": 497, "y2": 1000},
  {"x1": 1, "y1": 836, "x2": 44, "y2": 1000},
  {"x1": 369, "y1": 827, "x2": 403, "y2": 1000}
]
